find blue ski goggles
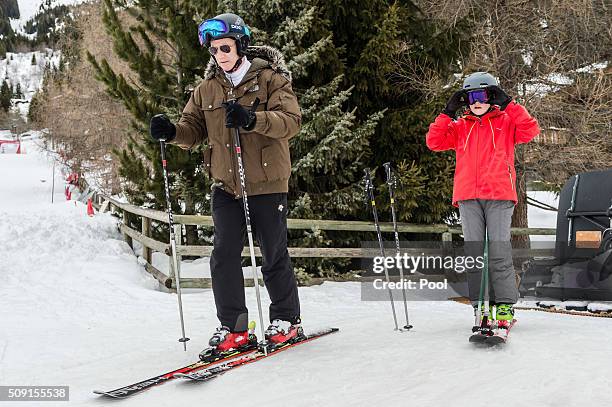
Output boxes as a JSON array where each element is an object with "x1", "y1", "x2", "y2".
[
  {"x1": 198, "y1": 18, "x2": 251, "y2": 47},
  {"x1": 467, "y1": 89, "x2": 488, "y2": 104},
  {"x1": 198, "y1": 19, "x2": 228, "y2": 46}
]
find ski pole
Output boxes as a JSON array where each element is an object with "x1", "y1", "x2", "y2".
[
  {"x1": 475, "y1": 231, "x2": 491, "y2": 330},
  {"x1": 229, "y1": 98, "x2": 268, "y2": 354},
  {"x1": 567, "y1": 174, "x2": 580, "y2": 246},
  {"x1": 475, "y1": 250, "x2": 486, "y2": 327},
  {"x1": 159, "y1": 140, "x2": 190, "y2": 351},
  {"x1": 364, "y1": 168, "x2": 399, "y2": 331},
  {"x1": 382, "y1": 163, "x2": 412, "y2": 330},
  {"x1": 482, "y1": 231, "x2": 490, "y2": 329}
]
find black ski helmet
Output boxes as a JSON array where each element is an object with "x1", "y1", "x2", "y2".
[
  {"x1": 462, "y1": 72, "x2": 499, "y2": 90},
  {"x1": 198, "y1": 13, "x2": 251, "y2": 56}
]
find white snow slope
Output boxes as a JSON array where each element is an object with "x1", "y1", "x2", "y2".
[
  {"x1": 1, "y1": 141, "x2": 612, "y2": 407},
  {"x1": 1, "y1": 50, "x2": 60, "y2": 119},
  {"x1": 10, "y1": 0, "x2": 90, "y2": 33}
]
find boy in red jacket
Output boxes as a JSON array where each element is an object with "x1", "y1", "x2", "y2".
[{"x1": 426, "y1": 72, "x2": 539, "y2": 326}]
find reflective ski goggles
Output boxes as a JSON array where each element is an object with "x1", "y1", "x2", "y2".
[
  {"x1": 198, "y1": 19, "x2": 228, "y2": 46},
  {"x1": 467, "y1": 89, "x2": 488, "y2": 104},
  {"x1": 208, "y1": 44, "x2": 234, "y2": 55}
]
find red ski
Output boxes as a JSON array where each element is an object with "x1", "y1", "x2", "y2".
[
  {"x1": 93, "y1": 345, "x2": 258, "y2": 398},
  {"x1": 174, "y1": 328, "x2": 339, "y2": 381},
  {"x1": 469, "y1": 319, "x2": 517, "y2": 346}
]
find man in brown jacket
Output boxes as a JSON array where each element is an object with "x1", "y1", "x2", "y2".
[{"x1": 149, "y1": 13, "x2": 302, "y2": 354}]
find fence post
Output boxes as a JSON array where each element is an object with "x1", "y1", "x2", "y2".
[
  {"x1": 142, "y1": 216, "x2": 152, "y2": 264},
  {"x1": 441, "y1": 230, "x2": 457, "y2": 281},
  {"x1": 122, "y1": 209, "x2": 133, "y2": 249},
  {"x1": 169, "y1": 224, "x2": 182, "y2": 280},
  {"x1": 99, "y1": 199, "x2": 110, "y2": 213}
]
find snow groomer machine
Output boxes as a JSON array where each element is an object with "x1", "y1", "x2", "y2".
[{"x1": 521, "y1": 169, "x2": 612, "y2": 301}]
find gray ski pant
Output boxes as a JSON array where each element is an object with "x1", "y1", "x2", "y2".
[{"x1": 458, "y1": 199, "x2": 518, "y2": 305}]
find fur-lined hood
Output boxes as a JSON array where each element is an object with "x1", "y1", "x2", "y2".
[{"x1": 203, "y1": 45, "x2": 292, "y2": 82}]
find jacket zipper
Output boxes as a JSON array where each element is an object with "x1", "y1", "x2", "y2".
[
  {"x1": 227, "y1": 86, "x2": 241, "y2": 197},
  {"x1": 507, "y1": 164, "x2": 514, "y2": 191}
]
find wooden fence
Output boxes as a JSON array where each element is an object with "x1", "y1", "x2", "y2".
[{"x1": 91, "y1": 193, "x2": 557, "y2": 290}]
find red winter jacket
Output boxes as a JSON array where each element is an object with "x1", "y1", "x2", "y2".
[{"x1": 426, "y1": 102, "x2": 539, "y2": 206}]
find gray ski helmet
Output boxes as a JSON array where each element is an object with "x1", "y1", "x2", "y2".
[
  {"x1": 462, "y1": 72, "x2": 499, "y2": 90},
  {"x1": 198, "y1": 13, "x2": 251, "y2": 55}
]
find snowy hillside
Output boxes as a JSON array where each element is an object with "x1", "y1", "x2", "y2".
[
  {"x1": 1, "y1": 50, "x2": 60, "y2": 118},
  {"x1": 2, "y1": 1, "x2": 87, "y2": 120},
  {"x1": 2, "y1": 140, "x2": 612, "y2": 407},
  {"x1": 9, "y1": 0, "x2": 89, "y2": 33}
]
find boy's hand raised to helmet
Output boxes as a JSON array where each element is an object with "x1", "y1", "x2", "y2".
[
  {"x1": 150, "y1": 114, "x2": 176, "y2": 142},
  {"x1": 486, "y1": 85, "x2": 512, "y2": 110},
  {"x1": 442, "y1": 90, "x2": 467, "y2": 118}
]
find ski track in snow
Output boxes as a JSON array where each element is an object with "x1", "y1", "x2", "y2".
[{"x1": 1, "y1": 141, "x2": 612, "y2": 407}]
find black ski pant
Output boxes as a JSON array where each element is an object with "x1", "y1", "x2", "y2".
[{"x1": 209, "y1": 187, "x2": 301, "y2": 332}]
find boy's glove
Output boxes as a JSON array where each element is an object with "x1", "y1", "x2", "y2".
[
  {"x1": 487, "y1": 85, "x2": 512, "y2": 110},
  {"x1": 442, "y1": 90, "x2": 467, "y2": 118}
]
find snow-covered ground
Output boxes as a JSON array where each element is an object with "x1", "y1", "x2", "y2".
[
  {"x1": 1, "y1": 50, "x2": 60, "y2": 119},
  {"x1": 2, "y1": 141, "x2": 612, "y2": 407},
  {"x1": 10, "y1": 0, "x2": 89, "y2": 33},
  {"x1": 0, "y1": 129, "x2": 15, "y2": 140}
]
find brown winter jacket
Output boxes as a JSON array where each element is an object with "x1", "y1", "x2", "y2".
[{"x1": 170, "y1": 46, "x2": 301, "y2": 198}]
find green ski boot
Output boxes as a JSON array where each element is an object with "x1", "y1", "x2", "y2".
[{"x1": 496, "y1": 303, "x2": 514, "y2": 328}]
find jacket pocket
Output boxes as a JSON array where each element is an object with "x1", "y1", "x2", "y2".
[
  {"x1": 240, "y1": 90, "x2": 268, "y2": 113},
  {"x1": 261, "y1": 142, "x2": 291, "y2": 181},
  {"x1": 210, "y1": 142, "x2": 232, "y2": 183},
  {"x1": 201, "y1": 100, "x2": 225, "y2": 113},
  {"x1": 201, "y1": 101, "x2": 226, "y2": 144}
]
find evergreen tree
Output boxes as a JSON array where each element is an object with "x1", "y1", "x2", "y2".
[
  {"x1": 28, "y1": 90, "x2": 46, "y2": 122},
  {"x1": 24, "y1": 1, "x2": 74, "y2": 48},
  {"x1": 217, "y1": 0, "x2": 385, "y2": 276},
  {"x1": 0, "y1": 0, "x2": 20, "y2": 19},
  {"x1": 220, "y1": 0, "x2": 383, "y2": 216},
  {"x1": 321, "y1": 0, "x2": 471, "y2": 224},
  {"x1": 0, "y1": 81, "x2": 12, "y2": 112},
  {"x1": 89, "y1": 0, "x2": 467, "y2": 275},
  {"x1": 88, "y1": 0, "x2": 216, "y2": 245},
  {"x1": 90, "y1": 0, "x2": 385, "y2": 275},
  {"x1": 15, "y1": 83, "x2": 22, "y2": 99},
  {"x1": 0, "y1": 7, "x2": 16, "y2": 55},
  {"x1": 0, "y1": 1, "x2": 34, "y2": 57},
  {"x1": 31, "y1": 53, "x2": 37, "y2": 65}
]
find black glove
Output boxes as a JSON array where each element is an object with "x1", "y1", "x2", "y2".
[
  {"x1": 150, "y1": 114, "x2": 176, "y2": 142},
  {"x1": 442, "y1": 90, "x2": 467, "y2": 118},
  {"x1": 487, "y1": 85, "x2": 512, "y2": 110},
  {"x1": 223, "y1": 101, "x2": 256, "y2": 130}
]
